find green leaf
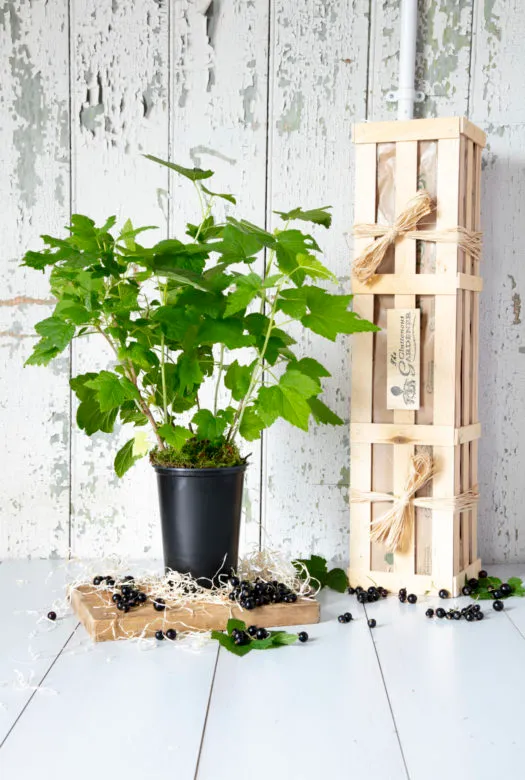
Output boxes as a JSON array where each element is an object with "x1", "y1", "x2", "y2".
[
  {"x1": 293, "y1": 555, "x2": 328, "y2": 588},
  {"x1": 199, "y1": 318, "x2": 254, "y2": 350},
  {"x1": 21, "y1": 248, "x2": 56, "y2": 270},
  {"x1": 201, "y1": 185, "x2": 236, "y2": 205},
  {"x1": 118, "y1": 342, "x2": 159, "y2": 370},
  {"x1": 25, "y1": 339, "x2": 61, "y2": 366},
  {"x1": 239, "y1": 406, "x2": 265, "y2": 441},
  {"x1": 277, "y1": 288, "x2": 308, "y2": 319},
  {"x1": 224, "y1": 273, "x2": 262, "y2": 316},
  {"x1": 508, "y1": 577, "x2": 523, "y2": 590},
  {"x1": 274, "y1": 205, "x2": 332, "y2": 228},
  {"x1": 275, "y1": 230, "x2": 321, "y2": 284},
  {"x1": 302, "y1": 287, "x2": 379, "y2": 341},
  {"x1": 119, "y1": 401, "x2": 148, "y2": 427},
  {"x1": 293, "y1": 357, "x2": 331, "y2": 380},
  {"x1": 177, "y1": 354, "x2": 203, "y2": 393},
  {"x1": 289, "y1": 253, "x2": 336, "y2": 283},
  {"x1": 210, "y1": 630, "x2": 253, "y2": 657},
  {"x1": 270, "y1": 631, "x2": 298, "y2": 646},
  {"x1": 213, "y1": 223, "x2": 265, "y2": 264},
  {"x1": 325, "y1": 567, "x2": 349, "y2": 593},
  {"x1": 157, "y1": 424, "x2": 192, "y2": 449},
  {"x1": 226, "y1": 618, "x2": 246, "y2": 635},
  {"x1": 114, "y1": 438, "x2": 142, "y2": 478},
  {"x1": 280, "y1": 368, "x2": 321, "y2": 398},
  {"x1": 85, "y1": 371, "x2": 139, "y2": 411},
  {"x1": 54, "y1": 300, "x2": 92, "y2": 325},
  {"x1": 144, "y1": 154, "x2": 214, "y2": 181},
  {"x1": 77, "y1": 398, "x2": 118, "y2": 435},
  {"x1": 307, "y1": 397, "x2": 344, "y2": 426},
  {"x1": 257, "y1": 384, "x2": 311, "y2": 431},
  {"x1": 35, "y1": 317, "x2": 75, "y2": 350},
  {"x1": 118, "y1": 220, "x2": 157, "y2": 251},
  {"x1": 225, "y1": 218, "x2": 276, "y2": 249},
  {"x1": 224, "y1": 360, "x2": 254, "y2": 402},
  {"x1": 192, "y1": 409, "x2": 229, "y2": 440}
]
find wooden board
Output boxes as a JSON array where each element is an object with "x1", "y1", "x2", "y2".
[{"x1": 70, "y1": 586, "x2": 320, "y2": 642}]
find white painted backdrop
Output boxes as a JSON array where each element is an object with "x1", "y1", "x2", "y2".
[{"x1": 1, "y1": 0, "x2": 524, "y2": 563}]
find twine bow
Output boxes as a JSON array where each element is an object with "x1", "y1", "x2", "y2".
[
  {"x1": 353, "y1": 189, "x2": 482, "y2": 283},
  {"x1": 350, "y1": 452, "x2": 479, "y2": 553}
]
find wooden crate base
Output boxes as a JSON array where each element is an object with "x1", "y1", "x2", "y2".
[
  {"x1": 70, "y1": 586, "x2": 320, "y2": 642},
  {"x1": 348, "y1": 558, "x2": 482, "y2": 597}
]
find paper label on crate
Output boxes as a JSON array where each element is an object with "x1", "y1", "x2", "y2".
[{"x1": 386, "y1": 308, "x2": 421, "y2": 410}]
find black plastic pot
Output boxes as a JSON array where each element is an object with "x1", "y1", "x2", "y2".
[{"x1": 154, "y1": 464, "x2": 247, "y2": 584}]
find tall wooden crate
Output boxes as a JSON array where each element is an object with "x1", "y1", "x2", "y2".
[{"x1": 349, "y1": 117, "x2": 485, "y2": 596}]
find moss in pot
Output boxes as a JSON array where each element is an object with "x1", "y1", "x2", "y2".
[{"x1": 22, "y1": 155, "x2": 377, "y2": 582}]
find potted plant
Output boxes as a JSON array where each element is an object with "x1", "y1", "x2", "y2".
[{"x1": 22, "y1": 156, "x2": 377, "y2": 583}]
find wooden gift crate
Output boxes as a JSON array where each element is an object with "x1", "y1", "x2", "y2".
[
  {"x1": 70, "y1": 585, "x2": 320, "y2": 642},
  {"x1": 349, "y1": 117, "x2": 485, "y2": 596}
]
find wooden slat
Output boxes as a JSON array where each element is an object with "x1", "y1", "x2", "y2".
[
  {"x1": 392, "y1": 141, "x2": 418, "y2": 577},
  {"x1": 350, "y1": 142, "x2": 377, "y2": 574},
  {"x1": 470, "y1": 143, "x2": 483, "y2": 564},
  {"x1": 353, "y1": 117, "x2": 486, "y2": 146},
  {"x1": 351, "y1": 422, "x2": 481, "y2": 446},
  {"x1": 351, "y1": 273, "x2": 483, "y2": 295}
]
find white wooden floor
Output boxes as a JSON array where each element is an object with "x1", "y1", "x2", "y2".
[{"x1": 1, "y1": 561, "x2": 525, "y2": 779}]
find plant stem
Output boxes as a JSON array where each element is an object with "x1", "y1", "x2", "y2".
[
  {"x1": 159, "y1": 280, "x2": 169, "y2": 424},
  {"x1": 214, "y1": 344, "x2": 224, "y2": 415},
  {"x1": 127, "y1": 360, "x2": 165, "y2": 450}
]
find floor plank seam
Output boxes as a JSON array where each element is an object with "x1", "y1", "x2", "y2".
[
  {"x1": 363, "y1": 603, "x2": 412, "y2": 780},
  {"x1": 0, "y1": 622, "x2": 80, "y2": 751},
  {"x1": 193, "y1": 646, "x2": 220, "y2": 780}
]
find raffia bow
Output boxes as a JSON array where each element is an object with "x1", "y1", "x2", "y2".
[
  {"x1": 353, "y1": 189, "x2": 482, "y2": 283},
  {"x1": 350, "y1": 452, "x2": 479, "y2": 553}
]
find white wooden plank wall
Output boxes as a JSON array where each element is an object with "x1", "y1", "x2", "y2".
[{"x1": 0, "y1": 0, "x2": 524, "y2": 564}]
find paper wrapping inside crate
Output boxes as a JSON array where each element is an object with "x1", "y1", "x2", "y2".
[{"x1": 370, "y1": 142, "x2": 437, "y2": 574}]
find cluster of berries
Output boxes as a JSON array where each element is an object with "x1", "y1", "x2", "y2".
[
  {"x1": 105, "y1": 576, "x2": 150, "y2": 613},
  {"x1": 155, "y1": 628, "x2": 177, "y2": 641},
  {"x1": 231, "y1": 625, "x2": 309, "y2": 647},
  {"x1": 398, "y1": 588, "x2": 417, "y2": 604},
  {"x1": 228, "y1": 575, "x2": 298, "y2": 610},
  {"x1": 348, "y1": 585, "x2": 388, "y2": 603},
  {"x1": 426, "y1": 604, "x2": 485, "y2": 621}
]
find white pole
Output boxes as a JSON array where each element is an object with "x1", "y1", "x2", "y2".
[{"x1": 398, "y1": 0, "x2": 418, "y2": 120}]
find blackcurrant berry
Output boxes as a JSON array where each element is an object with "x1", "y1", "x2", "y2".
[
  {"x1": 245, "y1": 598, "x2": 255, "y2": 610},
  {"x1": 106, "y1": 578, "x2": 115, "y2": 587},
  {"x1": 298, "y1": 631, "x2": 309, "y2": 643},
  {"x1": 111, "y1": 593, "x2": 120, "y2": 603},
  {"x1": 256, "y1": 628, "x2": 268, "y2": 640},
  {"x1": 228, "y1": 592, "x2": 236, "y2": 602},
  {"x1": 438, "y1": 589, "x2": 449, "y2": 599},
  {"x1": 347, "y1": 587, "x2": 356, "y2": 595},
  {"x1": 338, "y1": 614, "x2": 347, "y2": 623},
  {"x1": 289, "y1": 593, "x2": 297, "y2": 602},
  {"x1": 367, "y1": 594, "x2": 374, "y2": 603},
  {"x1": 343, "y1": 612, "x2": 353, "y2": 622},
  {"x1": 476, "y1": 611, "x2": 484, "y2": 620},
  {"x1": 137, "y1": 592, "x2": 147, "y2": 603},
  {"x1": 116, "y1": 601, "x2": 126, "y2": 611},
  {"x1": 500, "y1": 583, "x2": 512, "y2": 596},
  {"x1": 93, "y1": 576, "x2": 102, "y2": 586},
  {"x1": 368, "y1": 586, "x2": 377, "y2": 595},
  {"x1": 407, "y1": 594, "x2": 417, "y2": 604},
  {"x1": 452, "y1": 611, "x2": 461, "y2": 620},
  {"x1": 121, "y1": 585, "x2": 132, "y2": 597},
  {"x1": 493, "y1": 599, "x2": 504, "y2": 612},
  {"x1": 492, "y1": 589, "x2": 503, "y2": 600},
  {"x1": 468, "y1": 578, "x2": 479, "y2": 590},
  {"x1": 153, "y1": 598, "x2": 166, "y2": 612},
  {"x1": 47, "y1": 611, "x2": 57, "y2": 621},
  {"x1": 478, "y1": 569, "x2": 488, "y2": 579},
  {"x1": 368, "y1": 619, "x2": 377, "y2": 628},
  {"x1": 123, "y1": 575, "x2": 134, "y2": 582},
  {"x1": 472, "y1": 603, "x2": 481, "y2": 612},
  {"x1": 155, "y1": 630, "x2": 164, "y2": 640},
  {"x1": 230, "y1": 576, "x2": 240, "y2": 587},
  {"x1": 247, "y1": 625, "x2": 257, "y2": 636},
  {"x1": 398, "y1": 588, "x2": 407, "y2": 597},
  {"x1": 436, "y1": 607, "x2": 446, "y2": 618},
  {"x1": 465, "y1": 612, "x2": 475, "y2": 622},
  {"x1": 425, "y1": 608, "x2": 434, "y2": 618},
  {"x1": 166, "y1": 629, "x2": 177, "y2": 640},
  {"x1": 357, "y1": 592, "x2": 367, "y2": 604},
  {"x1": 379, "y1": 588, "x2": 388, "y2": 598},
  {"x1": 462, "y1": 586, "x2": 472, "y2": 596},
  {"x1": 399, "y1": 594, "x2": 407, "y2": 603},
  {"x1": 121, "y1": 604, "x2": 130, "y2": 613},
  {"x1": 355, "y1": 586, "x2": 363, "y2": 594}
]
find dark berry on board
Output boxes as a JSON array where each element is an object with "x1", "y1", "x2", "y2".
[
  {"x1": 492, "y1": 589, "x2": 503, "y2": 600},
  {"x1": 116, "y1": 601, "x2": 126, "y2": 611},
  {"x1": 123, "y1": 575, "x2": 134, "y2": 582},
  {"x1": 462, "y1": 586, "x2": 472, "y2": 596},
  {"x1": 121, "y1": 586, "x2": 132, "y2": 597},
  {"x1": 438, "y1": 589, "x2": 449, "y2": 599},
  {"x1": 137, "y1": 592, "x2": 147, "y2": 603},
  {"x1": 500, "y1": 583, "x2": 512, "y2": 596},
  {"x1": 476, "y1": 611, "x2": 484, "y2": 620},
  {"x1": 368, "y1": 619, "x2": 377, "y2": 628},
  {"x1": 452, "y1": 611, "x2": 461, "y2": 620},
  {"x1": 493, "y1": 599, "x2": 504, "y2": 612},
  {"x1": 478, "y1": 570, "x2": 488, "y2": 579},
  {"x1": 111, "y1": 593, "x2": 121, "y2": 603},
  {"x1": 229, "y1": 592, "x2": 236, "y2": 602},
  {"x1": 166, "y1": 629, "x2": 177, "y2": 640},
  {"x1": 155, "y1": 630, "x2": 164, "y2": 640},
  {"x1": 347, "y1": 587, "x2": 356, "y2": 595},
  {"x1": 255, "y1": 598, "x2": 263, "y2": 607},
  {"x1": 245, "y1": 598, "x2": 255, "y2": 610},
  {"x1": 343, "y1": 612, "x2": 353, "y2": 622},
  {"x1": 230, "y1": 576, "x2": 240, "y2": 587},
  {"x1": 468, "y1": 578, "x2": 479, "y2": 590},
  {"x1": 256, "y1": 628, "x2": 268, "y2": 640},
  {"x1": 47, "y1": 611, "x2": 57, "y2": 621},
  {"x1": 338, "y1": 614, "x2": 347, "y2": 623},
  {"x1": 121, "y1": 604, "x2": 130, "y2": 613},
  {"x1": 153, "y1": 598, "x2": 166, "y2": 612},
  {"x1": 247, "y1": 625, "x2": 257, "y2": 636},
  {"x1": 407, "y1": 594, "x2": 417, "y2": 604},
  {"x1": 93, "y1": 576, "x2": 102, "y2": 586},
  {"x1": 357, "y1": 592, "x2": 367, "y2": 604},
  {"x1": 436, "y1": 607, "x2": 446, "y2": 618},
  {"x1": 289, "y1": 593, "x2": 297, "y2": 602},
  {"x1": 298, "y1": 631, "x2": 309, "y2": 643},
  {"x1": 106, "y1": 578, "x2": 115, "y2": 587},
  {"x1": 425, "y1": 608, "x2": 434, "y2": 618}
]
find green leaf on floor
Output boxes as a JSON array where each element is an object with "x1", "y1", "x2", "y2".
[{"x1": 292, "y1": 554, "x2": 349, "y2": 593}]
